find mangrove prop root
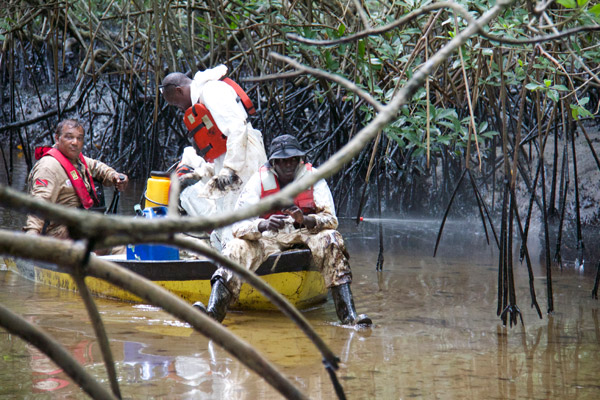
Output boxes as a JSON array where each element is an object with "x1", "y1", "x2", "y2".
[
  {"x1": 433, "y1": 168, "x2": 467, "y2": 257},
  {"x1": 509, "y1": 189, "x2": 542, "y2": 319},
  {"x1": 593, "y1": 261, "x2": 600, "y2": 300}
]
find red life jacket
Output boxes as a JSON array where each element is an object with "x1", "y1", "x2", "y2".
[
  {"x1": 183, "y1": 78, "x2": 255, "y2": 163},
  {"x1": 259, "y1": 163, "x2": 316, "y2": 219},
  {"x1": 44, "y1": 148, "x2": 99, "y2": 210}
]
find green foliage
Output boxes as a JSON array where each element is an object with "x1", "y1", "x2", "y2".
[
  {"x1": 571, "y1": 97, "x2": 593, "y2": 120},
  {"x1": 557, "y1": 0, "x2": 577, "y2": 9},
  {"x1": 526, "y1": 81, "x2": 569, "y2": 103},
  {"x1": 2, "y1": 0, "x2": 598, "y2": 178}
]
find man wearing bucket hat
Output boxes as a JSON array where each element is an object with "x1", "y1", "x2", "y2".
[{"x1": 194, "y1": 134, "x2": 372, "y2": 327}]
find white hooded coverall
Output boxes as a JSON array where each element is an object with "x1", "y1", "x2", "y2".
[{"x1": 179, "y1": 65, "x2": 267, "y2": 249}]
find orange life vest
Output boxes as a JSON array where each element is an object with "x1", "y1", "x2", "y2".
[
  {"x1": 259, "y1": 163, "x2": 316, "y2": 219},
  {"x1": 44, "y1": 148, "x2": 99, "y2": 209},
  {"x1": 183, "y1": 78, "x2": 255, "y2": 162}
]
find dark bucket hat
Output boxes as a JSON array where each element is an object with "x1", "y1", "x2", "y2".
[{"x1": 268, "y1": 134, "x2": 306, "y2": 161}]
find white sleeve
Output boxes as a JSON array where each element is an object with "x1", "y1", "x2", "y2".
[
  {"x1": 231, "y1": 172, "x2": 263, "y2": 239},
  {"x1": 307, "y1": 167, "x2": 338, "y2": 231}
]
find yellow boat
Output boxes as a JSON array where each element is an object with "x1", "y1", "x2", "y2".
[{"x1": 3, "y1": 249, "x2": 328, "y2": 310}]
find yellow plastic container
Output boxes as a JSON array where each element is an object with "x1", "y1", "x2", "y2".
[{"x1": 145, "y1": 174, "x2": 170, "y2": 208}]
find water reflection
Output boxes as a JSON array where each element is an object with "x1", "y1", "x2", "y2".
[{"x1": 2, "y1": 148, "x2": 600, "y2": 398}]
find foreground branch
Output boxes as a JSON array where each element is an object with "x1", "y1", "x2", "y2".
[
  {"x1": 0, "y1": 304, "x2": 117, "y2": 400},
  {"x1": 0, "y1": 231, "x2": 308, "y2": 400},
  {"x1": 93, "y1": 232, "x2": 341, "y2": 370}
]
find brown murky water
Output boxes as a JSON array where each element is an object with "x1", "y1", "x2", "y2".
[{"x1": 1, "y1": 152, "x2": 600, "y2": 399}]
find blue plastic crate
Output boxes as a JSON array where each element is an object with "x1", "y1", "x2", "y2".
[
  {"x1": 126, "y1": 206, "x2": 179, "y2": 260},
  {"x1": 126, "y1": 243, "x2": 179, "y2": 261}
]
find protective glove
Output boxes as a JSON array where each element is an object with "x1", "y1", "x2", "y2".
[
  {"x1": 179, "y1": 172, "x2": 200, "y2": 191},
  {"x1": 215, "y1": 173, "x2": 232, "y2": 191},
  {"x1": 175, "y1": 163, "x2": 195, "y2": 177},
  {"x1": 178, "y1": 163, "x2": 215, "y2": 191},
  {"x1": 197, "y1": 168, "x2": 241, "y2": 199},
  {"x1": 213, "y1": 168, "x2": 241, "y2": 191}
]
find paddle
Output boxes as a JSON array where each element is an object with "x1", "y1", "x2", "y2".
[{"x1": 105, "y1": 174, "x2": 126, "y2": 215}]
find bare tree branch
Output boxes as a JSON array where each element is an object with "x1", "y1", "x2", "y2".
[
  {"x1": 286, "y1": 1, "x2": 475, "y2": 46},
  {"x1": 286, "y1": 1, "x2": 599, "y2": 47},
  {"x1": 0, "y1": 304, "x2": 118, "y2": 400},
  {"x1": 269, "y1": 53, "x2": 383, "y2": 111},
  {"x1": 0, "y1": 230, "x2": 309, "y2": 400}
]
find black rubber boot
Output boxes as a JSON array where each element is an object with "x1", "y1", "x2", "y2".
[
  {"x1": 192, "y1": 277, "x2": 232, "y2": 323},
  {"x1": 331, "y1": 283, "x2": 372, "y2": 327}
]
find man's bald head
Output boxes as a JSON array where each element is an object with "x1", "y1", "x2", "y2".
[{"x1": 161, "y1": 72, "x2": 193, "y2": 111}]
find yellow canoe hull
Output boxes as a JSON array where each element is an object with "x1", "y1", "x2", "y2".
[{"x1": 3, "y1": 250, "x2": 328, "y2": 310}]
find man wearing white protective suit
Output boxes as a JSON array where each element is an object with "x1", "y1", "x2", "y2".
[
  {"x1": 193, "y1": 135, "x2": 372, "y2": 327},
  {"x1": 160, "y1": 65, "x2": 267, "y2": 249}
]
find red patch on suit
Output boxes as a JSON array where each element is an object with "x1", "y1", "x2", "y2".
[{"x1": 35, "y1": 178, "x2": 49, "y2": 187}]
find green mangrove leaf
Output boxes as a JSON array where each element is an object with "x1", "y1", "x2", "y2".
[
  {"x1": 548, "y1": 89, "x2": 559, "y2": 103},
  {"x1": 437, "y1": 121, "x2": 455, "y2": 130},
  {"x1": 570, "y1": 101, "x2": 593, "y2": 120},
  {"x1": 434, "y1": 108, "x2": 458, "y2": 121},
  {"x1": 526, "y1": 82, "x2": 542, "y2": 91},
  {"x1": 481, "y1": 130, "x2": 499, "y2": 139},
  {"x1": 557, "y1": 0, "x2": 576, "y2": 9},
  {"x1": 358, "y1": 40, "x2": 365, "y2": 59},
  {"x1": 437, "y1": 135, "x2": 452, "y2": 145}
]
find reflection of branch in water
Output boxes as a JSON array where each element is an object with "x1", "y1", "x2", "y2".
[
  {"x1": 376, "y1": 270, "x2": 387, "y2": 293},
  {"x1": 592, "y1": 309, "x2": 599, "y2": 343},
  {"x1": 520, "y1": 325, "x2": 543, "y2": 398},
  {"x1": 496, "y1": 325, "x2": 508, "y2": 398}
]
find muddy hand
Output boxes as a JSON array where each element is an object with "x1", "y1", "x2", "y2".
[
  {"x1": 283, "y1": 205, "x2": 317, "y2": 229},
  {"x1": 214, "y1": 171, "x2": 241, "y2": 191},
  {"x1": 258, "y1": 214, "x2": 289, "y2": 232},
  {"x1": 114, "y1": 173, "x2": 129, "y2": 191},
  {"x1": 283, "y1": 205, "x2": 304, "y2": 225},
  {"x1": 178, "y1": 171, "x2": 200, "y2": 191},
  {"x1": 214, "y1": 173, "x2": 232, "y2": 191}
]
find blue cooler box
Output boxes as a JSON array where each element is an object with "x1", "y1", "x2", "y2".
[{"x1": 126, "y1": 206, "x2": 180, "y2": 261}]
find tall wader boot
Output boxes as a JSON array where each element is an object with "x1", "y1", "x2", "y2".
[
  {"x1": 331, "y1": 283, "x2": 372, "y2": 327},
  {"x1": 193, "y1": 277, "x2": 232, "y2": 323}
]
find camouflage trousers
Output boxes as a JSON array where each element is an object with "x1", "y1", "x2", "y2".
[{"x1": 215, "y1": 229, "x2": 353, "y2": 301}]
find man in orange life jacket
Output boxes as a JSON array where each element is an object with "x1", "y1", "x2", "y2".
[
  {"x1": 160, "y1": 65, "x2": 267, "y2": 249},
  {"x1": 24, "y1": 119, "x2": 129, "y2": 239},
  {"x1": 194, "y1": 135, "x2": 372, "y2": 327}
]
